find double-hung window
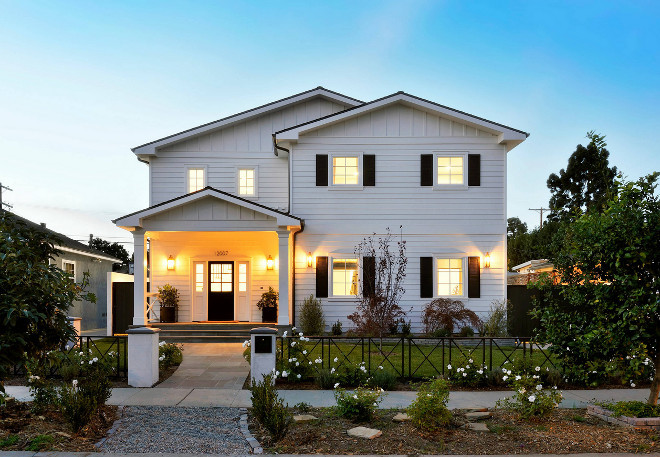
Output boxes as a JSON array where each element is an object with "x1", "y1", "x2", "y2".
[
  {"x1": 333, "y1": 156, "x2": 359, "y2": 185},
  {"x1": 62, "y1": 260, "x2": 76, "y2": 282},
  {"x1": 332, "y1": 258, "x2": 359, "y2": 296},
  {"x1": 437, "y1": 156, "x2": 464, "y2": 185},
  {"x1": 436, "y1": 258, "x2": 464, "y2": 296},
  {"x1": 238, "y1": 168, "x2": 257, "y2": 197},
  {"x1": 187, "y1": 167, "x2": 206, "y2": 193}
]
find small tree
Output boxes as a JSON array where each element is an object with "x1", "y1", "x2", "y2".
[
  {"x1": 299, "y1": 295, "x2": 325, "y2": 336},
  {"x1": 348, "y1": 227, "x2": 407, "y2": 343},
  {"x1": 0, "y1": 213, "x2": 94, "y2": 393},
  {"x1": 89, "y1": 237, "x2": 130, "y2": 271},
  {"x1": 422, "y1": 298, "x2": 482, "y2": 335},
  {"x1": 534, "y1": 174, "x2": 660, "y2": 404}
]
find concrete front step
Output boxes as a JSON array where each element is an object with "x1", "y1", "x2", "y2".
[
  {"x1": 160, "y1": 335, "x2": 252, "y2": 343},
  {"x1": 153, "y1": 322, "x2": 290, "y2": 343}
]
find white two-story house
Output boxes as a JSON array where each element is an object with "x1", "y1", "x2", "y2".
[{"x1": 113, "y1": 87, "x2": 528, "y2": 332}]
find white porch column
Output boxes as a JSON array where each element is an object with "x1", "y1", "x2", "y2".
[
  {"x1": 132, "y1": 229, "x2": 148, "y2": 326},
  {"x1": 277, "y1": 229, "x2": 291, "y2": 326}
]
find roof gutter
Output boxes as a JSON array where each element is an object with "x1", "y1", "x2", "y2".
[{"x1": 272, "y1": 133, "x2": 289, "y2": 157}]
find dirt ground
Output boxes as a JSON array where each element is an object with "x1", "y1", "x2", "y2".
[{"x1": 250, "y1": 407, "x2": 659, "y2": 455}]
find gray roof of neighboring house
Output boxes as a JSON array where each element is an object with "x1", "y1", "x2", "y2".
[{"x1": 2, "y1": 210, "x2": 121, "y2": 263}]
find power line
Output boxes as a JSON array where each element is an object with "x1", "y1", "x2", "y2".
[
  {"x1": 529, "y1": 207, "x2": 550, "y2": 229},
  {"x1": 0, "y1": 183, "x2": 13, "y2": 210}
]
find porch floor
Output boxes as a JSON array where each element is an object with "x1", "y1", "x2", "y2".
[{"x1": 152, "y1": 322, "x2": 288, "y2": 343}]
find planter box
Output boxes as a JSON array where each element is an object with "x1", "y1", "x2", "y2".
[
  {"x1": 261, "y1": 307, "x2": 277, "y2": 323},
  {"x1": 587, "y1": 405, "x2": 660, "y2": 431},
  {"x1": 160, "y1": 307, "x2": 176, "y2": 323}
]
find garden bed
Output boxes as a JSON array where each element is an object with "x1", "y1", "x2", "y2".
[
  {"x1": 249, "y1": 407, "x2": 659, "y2": 454},
  {"x1": 0, "y1": 398, "x2": 117, "y2": 452}
]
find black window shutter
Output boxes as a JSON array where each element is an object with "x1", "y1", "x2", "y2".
[
  {"x1": 468, "y1": 154, "x2": 481, "y2": 186},
  {"x1": 316, "y1": 155, "x2": 328, "y2": 186},
  {"x1": 420, "y1": 154, "x2": 433, "y2": 186},
  {"x1": 364, "y1": 155, "x2": 375, "y2": 186},
  {"x1": 362, "y1": 256, "x2": 376, "y2": 297},
  {"x1": 468, "y1": 256, "x2": 480, "y2": 298},
  {"x1": 420, "y1": 257, "x2": 433, "y2": 298},
  {"x1": 316, "y1": 256, "x2": 328, "y2": 298}
]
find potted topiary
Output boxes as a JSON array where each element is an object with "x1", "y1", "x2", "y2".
[
  {"x1": 257, "y1": 286, "x2": 278, "y2": 323},
  {"x1": 158, "y1": 284, "x2": 179, "y2": 323}
]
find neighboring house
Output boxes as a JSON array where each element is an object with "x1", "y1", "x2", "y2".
[
  {"x1": 508, "y1": 259, "x2": 555, "y2": 285},
  {"x1": 4, "y1": 211, "x2": 120, "y2": 332},
  {"x1": 114, "y1": 87, "x2": 528, "y2": 332}
]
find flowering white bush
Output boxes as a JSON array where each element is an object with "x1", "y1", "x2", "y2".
[
  {"x1": 333, "y1": 384, "x2": 384, "y2": 421},
  {"x1": 158, "y1": 341, "x2": 183, "y2": 369},
  {"x1": 278, "y1": 329, "x2": 313, "y2": 382},
  {"x1": 496, "y1": 367, "x2": 563, "y2": 419},
  {"x1": 446, "y1": 357, "x2": 489, "y2": 387}
]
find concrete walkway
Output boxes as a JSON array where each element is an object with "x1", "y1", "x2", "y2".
[
  {"x1": 0, "y1": 453, "x2": 653, "y2": 457},
  {"x1": 156, "y1": 343, "x2": 249, "y2": 389}
]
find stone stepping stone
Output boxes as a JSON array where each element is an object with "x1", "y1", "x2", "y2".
[
  {"x1": 293, "y1": 414, "x2": 318, "y2": 422},
  {"x1": 464, "y1": 422, "x2": 490, "y2": 432},
  {"x1": 465, "y1": 411, "x2": 493, "y2": 420},
  {"x1": 393, "y1": 413, "x2": 410, "y2": 422},
  {"x1": 347, "y1": 426, "x2": 382, "y2": 439}
]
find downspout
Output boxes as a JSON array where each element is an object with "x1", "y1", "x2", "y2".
[
  {"x1": 291, "y1": 221, "x2": 305, "y2": 327},
  {"x1": 272, "y1": 133, "x2": 291, "y2": 212}
]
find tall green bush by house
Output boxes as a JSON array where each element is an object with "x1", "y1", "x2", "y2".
[{"x1": 299, "y1": 295, "x2": 325, "y2": 335}]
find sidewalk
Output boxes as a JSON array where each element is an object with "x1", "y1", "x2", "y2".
[
  {"x1": 4, "y1": 385, "x2": 649, "y2": 409},
  {"x1": 0, "y1": 452, "x2": 653, "y2": 457}
]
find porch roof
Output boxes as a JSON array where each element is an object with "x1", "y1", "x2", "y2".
[{"x1": 113, "y1": 187, "x2": 302, "y2": 230}]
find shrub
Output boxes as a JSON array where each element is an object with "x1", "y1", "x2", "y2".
[
  {"x1": 159, "y1": 341, "x2": 183, "y2": 369},
  {"x1": 257, "y1": 287, "x2": 278, "y2": 310},
  {"x1": 334, "y1": 385, "x2": 384, "y2": 422},
  {"x1": 400, "y1": 320, "x2": 412, "y2": 336},
  {"x1": 496, "y1": 371, "x2": 563, "y2": 419},
  {"x1": 480, "y1": 299, "x2": 509, "y2": 337},
  {"x1": 316, "y1": 368, "x2": 336, "y2": 389},
  {"x1": 458, "y1": 326, "x2": 475, "y2": 337},
  {"x1": 157, "y1": 284, "x2": 180, "y2": 308},
  {"x1": 422, "y1": 298, "x2": 482, "y2": 335},
  {"x1": 431, "y1": 327, "x2": 451, "y2": 338},
  {"x1": 278, "y1": 329, "x2": 313, "y2": 382},
  {"x1": 56, "y1": 350, "x2": 114, "y2": 408},
  {"x1": 407, "y1": 378, "x2": 452, "y2": 431},
  {"x1": 367, "y1": 367, "x2": 397, "y2": 390},
  {"x1": 27, "y1": 374, "x2": 58, "y2": 412},
  {"x1": 332, "y1": 320, "x2": 343, "y2": 336},
  {"x1": 242, "y1": 339, "x2": 251, "y2": 363},
  {"x1": 334, "y1": 361, "x2": 369, "y2": 387},
  {"x1": 446, "y1": 357, "x2": 488, "y2": 387},
  {"x1": 299, "y1": 295, "x2": 325, "y2": 336},
  {"x1": 59, "y1": 380, "x2": 99, "y2": 432},
  {"x1": 598, "y1": 400, "x2": 660, "y2": 418},
  {"x1": 250, "y1": 373, "x2": 291, "y2": 441}
]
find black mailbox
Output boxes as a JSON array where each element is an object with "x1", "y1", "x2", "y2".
[{"x1": 254, "y1": 335, "x2": 272, "y2": 354}]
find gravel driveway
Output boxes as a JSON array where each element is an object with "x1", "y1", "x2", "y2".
[{"x1": 100, "y1": 406, "x2": 251, "y2": 454}]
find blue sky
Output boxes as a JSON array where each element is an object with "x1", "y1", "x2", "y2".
[{"x1": 1, "y1": 1, "x2": 658, "y2": 249}]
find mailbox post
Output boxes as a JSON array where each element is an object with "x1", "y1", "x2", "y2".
[{"x1": 250, "y1": 327, "x2": 277, "y2": 384}]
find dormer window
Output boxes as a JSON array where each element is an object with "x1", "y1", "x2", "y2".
[{"x1": 187, "y1": 167, "x2": 206, "y2": 193}]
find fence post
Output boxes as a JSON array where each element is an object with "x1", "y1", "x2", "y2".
[
  {"x1": 250, "y1": 327, "x2": 277, "y2": 384},
  {"x1": 127, "y1": 326, "x2": 160, "y2": 387}
]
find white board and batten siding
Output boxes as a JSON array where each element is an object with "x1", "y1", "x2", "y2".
[
  {"x1": 291, "y1": 103, "x2": 508, "y2": 330},
  {"x1": 149, "y1": 98, "x2": 351, "y2": 208}
]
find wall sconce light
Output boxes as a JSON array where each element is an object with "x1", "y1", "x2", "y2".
[
  {"x1": 266, "y1": 255, "x2": 274, "y2": 270},
  {"x1": 167, "y1": 255, "x2": 176, "y2": 271},
  {"x1": 484, "y1": 252, "x2": 491, "y2": 269},
  {"x1": 307, "y1": 252, "x2": 313, "y2": 268}
]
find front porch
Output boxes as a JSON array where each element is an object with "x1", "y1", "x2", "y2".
[{"x1": 154, "y1": 321, "x2": 291, "y2": 343}]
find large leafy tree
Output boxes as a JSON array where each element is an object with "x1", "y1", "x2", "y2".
[
  {"x1": 89, "y1": 237, "x2": 130, "y2": 271},
  {"x1": 507, "y1": 217, "x2": 528, "y2": 238},
  {"x1": 534, "y1": 174, "x2": 660, "y2": 404},
  {"x1": 507, "y1": 221, "x2": 560, "y2": 270},
  {"x1": 0, "y1": 213, "x2": 93, "y2": 393},
  {"x1": 547, "y1": 131, "x2": 618, "y2": 222}
]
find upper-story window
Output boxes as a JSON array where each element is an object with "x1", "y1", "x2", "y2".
[
  {"x1": 333, "y1": 156, "x2": 359, "y2": 185},
  {"x1": 437, "y1": 258, "x2": 464, "y2": 296},
  {"x1": 437, "y1": 156, "x2": 464, "y2": 185},
  {"x1": 238, "y1": 168, "x2": 256, "y2": 197},
  {"x1": 62, "y1": 260, "x2": 76, "y2": 282},
  {"x1": 332, "y1": 258, "x2": 359, "y2": 296},
  {"x1": 187, "y1": 167, "x2": 206, "y2": 193}
]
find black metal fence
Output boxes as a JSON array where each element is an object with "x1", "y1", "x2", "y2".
[{"x1": 277, "y1": 336, "x2": 555, "y2": 379}]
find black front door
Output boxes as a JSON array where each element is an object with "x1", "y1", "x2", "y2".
[{"x1": 208, "y1": 261, "x2": 234, "y2": 321}]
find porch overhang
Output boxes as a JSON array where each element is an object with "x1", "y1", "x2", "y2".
[{"x1": 113, "y1": 187, "x2": 303, "y2": 231}]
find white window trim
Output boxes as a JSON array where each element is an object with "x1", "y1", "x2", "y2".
[
  {"x1": 328, "y1": 254, "x2": 360, "y2": 299},
  {"x1": 236, "y1": 166, "x2": 258, "y2": 198},
  {"x1": 185, "y1": 165, "x2": 208, "y2": 194},
  {"x1": 433, "y1": 151, "x2": 468, "y2": 191},
  {"x1": 434, "y1": 255, "x2": 467, "y2": 298},
  {"x1": 329, "y1": 152, "x2": 364, "y2": 190},
  {"x1": 62, "y1": 259, "x2": 76, "y2": 282}
]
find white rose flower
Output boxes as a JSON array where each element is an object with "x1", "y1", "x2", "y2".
[
  {"x1": 297, "y1": 374, "x2": 301, "y2": 379},
  {"x1": 282, "y1": 371, "x2": 288, "y2": 377},
  {"x1": 72, "y1": 379, "x2": 78, "y2": 388},
  {"x1": 519, "y1": 388, "x2": 526, "y2": 394},
  {"x1": 291, "y1": 341, "x2": 296, "y2": 347},
  {"x1": 528, "y1": 395, "x2": 536, "y2": 402},
  {"x1": 296, "y1": 362, "x2": 300, "y2": 366},
  {"x1": 292, "y1": 327, "x2": 297, "y2": 331},
  {"x1": 334, "y1": 382, "x2": 340, "y2": 388},
  {"x1": 536, "y1": 384, "x2": 542, "y2": 391},
  {"x1": 447, "y1": 364, "x2": 452, "y2": 370},
  {"x1": 299, "y1": 332, "x2": 303, "y2": 337},
  {"x1": 302, "y1": 350, "x2": 307, "y2": 355},
  {"x1": 469, "y1": 359, "x2": 473, "y2": 363},
  {"x1": 515, "y1": 375, "x2": 522, "y2": 381},
  {"x1": 283, "y1": 331, "x2": 288, "y2": 337},
  {"x1": 330, "y1": 368, "x2": 335, "y2": 373},
  {"x1": 333, "y1": 357, "x2": 339, "y2": 363},
  {"x1": 535, "y1": 366, "x2": 541, "y2": 372},
  {"x1": 503, "y1": 375, "x2": 508, "y2": 381},
  {"x1": 631, "y1": 382, "x2": 636, "y2": 388},
  {"x1": 378, "y1": 365, "x2": 384, "y2": 370},
  {"x1": 353, "y1": 394, "x2": 358, "y2": 399},
  {"x1": 462, "y1": 372, "x2": 467, "y2": 377},
  {"x1": 477, "y1": 370, "x2": 483, "y2": 375}
]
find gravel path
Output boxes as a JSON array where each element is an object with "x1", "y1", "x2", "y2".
[{"x1": 100, "y1": 406, "x2": 251, "y2": 454}]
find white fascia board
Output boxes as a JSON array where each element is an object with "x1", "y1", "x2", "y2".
[
  {"x1": 132, "y1": 89, "x2": 362, "y2": 156},
  {"x1": 57, "y1": 246, "x2": 121, "y2": 263},
  {"x1": 511, "y1": 260, "x2": 532, "y2": 272},
  {"x1": 113, "y1": 189, "x2": 301, "y2": 228},
  {"x1": 276, "y1": 93, "x2": 528, "y2": 151}
]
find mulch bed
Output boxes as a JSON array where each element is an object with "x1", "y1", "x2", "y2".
[
  {"x1": 0, "y1": 398, "x2": 117, "y2": 452},
  {"x1": 249, "y1": 407, "x2": 659, "y2": 454}
]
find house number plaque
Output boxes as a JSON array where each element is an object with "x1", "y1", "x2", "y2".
[{"x1": 215, "y1": 250, "x2": 229, "y2": 256}]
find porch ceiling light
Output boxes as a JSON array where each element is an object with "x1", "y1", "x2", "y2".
[
  {"x1": 484, "y1": 252, "x2": 491, "y2": 269},
  {"x1": 167, "y1": 255, "x2": 176, "y2": 271},
  {"x1": 307, "y1": 252, "x2": 313, "y2": 268},
  {"x1": 267, "y1": 255, "x2": 274, "y2": 271}
]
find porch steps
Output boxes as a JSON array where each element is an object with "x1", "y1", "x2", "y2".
[{"x1": 152, "y1": 322, "x2": 287, "y2": 343}]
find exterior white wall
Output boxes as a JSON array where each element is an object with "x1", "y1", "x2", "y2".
[{"x1": 149, "y1": 98, "x2": 350, "y2": 207}]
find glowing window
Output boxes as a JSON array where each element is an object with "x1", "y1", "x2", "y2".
[
  {"x1": 195, "y1": 263, "x2": 204, "y2": 292},
  {"x1": 333, "y1": 156, "x2": 359, "y2": 185},
  {"x1": 437, "y1": 156, "x2": 464, "y2": 185},
  {"x1": 332, "y1": 258, "x2": 358, "y2": 296},
  {"x1": 437, "y1": 258, "x2": 463, "y2": 296},
  {"x1": 210, "y1": 263, "x2": 232, "y2": 292},
  {"x1": 188, "y1": 168, "x2": 205, "y2": 193},
  {"x1": 62, "y1": 260, "x2": 75, "y2": 281},
  {"x1": 238, "y1": 169, "x2": 255, "y2": 196},
  {"x1": 238, "y1": 263, "x2": 247, "y2": 292}
]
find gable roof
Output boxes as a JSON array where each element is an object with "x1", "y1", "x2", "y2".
[
  {"x1": 274, "y1": 91, "x2": 529, "y2": 151},
  {"x1": 113, "y1": 186, "x2": 303, "y2": 228},
  {"x1": 2, "y1": 211, "x2": 121, "y2": 263},
  {"x1": 132, "y1": 87, "x2": 363, "y2": 157}
]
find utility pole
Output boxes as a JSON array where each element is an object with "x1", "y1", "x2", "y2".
[
  {"x1": 529, "y1": 207, "x2": 550, "y2": 229},
  {"x1": 89, "y1": 234, "x2": 94, "y2": 245},
  {"x1": 0, "y1": 183, "x2": 13, "y2": 210}
]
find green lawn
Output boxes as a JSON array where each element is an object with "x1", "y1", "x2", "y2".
[
  {"x1": 71, "y1": 337, "x2": 127, "y2": 375},
  {"x1": 279, "y1": 338, "x2": 557, "y2": 379}
]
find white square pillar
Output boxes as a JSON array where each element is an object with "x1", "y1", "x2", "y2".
[
  {"x1": 250, "y1": 327, "x2": 277, "y2": 384},
  {"x1": 276, "y1": 229, "x2": 291, "y2": 326},
  {"x1": 132, "y1": 229, "x2": 147, "y2": 326},
  {"x1": 127, "y1": 326, "x2": 160, "y2": 387}
]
